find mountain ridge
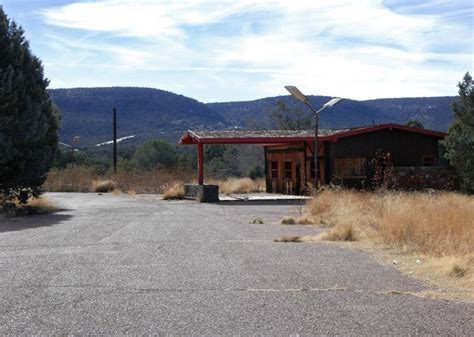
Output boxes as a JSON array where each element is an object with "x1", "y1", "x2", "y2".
[{"x1": 49, "y1": 87, "x2": 456, "y2": 146}]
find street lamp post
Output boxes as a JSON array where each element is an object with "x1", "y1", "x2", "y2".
[{"x1": 285, "y1": 86, "x2": 342, "y2": 191}]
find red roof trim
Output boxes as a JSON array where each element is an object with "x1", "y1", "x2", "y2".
[
  {"x1": 179, "y1": 124, "x2": 446, "y2": 145},
  {"x1": 319, "y1": 123, "x2": 446, "y2": 142},
  {"x1": 179, "y1": 133, "x2": 312, "y2": 145}
]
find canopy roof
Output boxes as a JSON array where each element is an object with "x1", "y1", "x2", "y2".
[{"x1": 179, "y1": 123, "x2": 446, "y2": 145}]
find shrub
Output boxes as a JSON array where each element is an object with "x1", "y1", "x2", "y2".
[
  {"x1": 92, "y1": 180, "x2": 116, "y2": 193},
  {"x1": 248, "y1": 165, "x2": 264, "y2": 180},
  {"x1": 281, "y1": 216, "x2": 296, "y2": 225},
  {"x1": 163, "y1": 183, "x2": 185, "y2": 200}
]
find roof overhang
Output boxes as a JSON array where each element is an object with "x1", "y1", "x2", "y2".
[
  {"x1": 179, "y1": 130, "x2": 313, "y2": 145},
  {"x1": 179, "y1": 123, "x2": 446, "y2": 146}
]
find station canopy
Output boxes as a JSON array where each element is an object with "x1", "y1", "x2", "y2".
[{"x1": 179, "y1": 124, "x2": 445, "y2": 145}]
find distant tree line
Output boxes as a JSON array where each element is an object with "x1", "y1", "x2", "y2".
[{"x1": 52, "y1": 139, "x2": 265, "y2": 180}]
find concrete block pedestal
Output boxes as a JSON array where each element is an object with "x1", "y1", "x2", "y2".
[{"x1": 184, "y1": 184, "x2": 219, "y2": 202}]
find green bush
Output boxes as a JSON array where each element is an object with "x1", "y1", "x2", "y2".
[{"x1": 132, "y1": 139, "x2": 177, "y2": 170}]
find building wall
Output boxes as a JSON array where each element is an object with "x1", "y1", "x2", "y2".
[
  {"x1": 327, "y1": 129, "x2": 441, "y2": 185},
  {"x1": 265, "y1": 142, "x2": 326, "y2": 194},
  {"x1": 265, "y1": 129, "x2": 443, "y2": 194},
  {"x1": 265, "y1": 144, "x2": 306, "y2": 194}
]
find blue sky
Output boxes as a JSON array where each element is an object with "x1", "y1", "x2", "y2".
[{"x1": 2, "y1": 0, "x2": 473, "y2": 102}]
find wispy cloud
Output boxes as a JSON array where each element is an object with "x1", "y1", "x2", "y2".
[{"x1": 37, "y1": 0, "x2": 473, "y2": 101}]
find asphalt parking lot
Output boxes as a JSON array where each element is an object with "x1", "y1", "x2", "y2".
[{"x1": 0, "y1": 193, "x2": 472, "y2": 334}]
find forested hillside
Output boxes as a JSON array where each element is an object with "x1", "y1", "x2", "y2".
[
  {"x1": 208, "y1": 95, "x2": 456, "y2": 131},
  {"x1": 49, "y1": 87, "x2": 226, "y2": 146},
  {"x1": 50, "y1": 87, "x2": 456, "y2": 146}
]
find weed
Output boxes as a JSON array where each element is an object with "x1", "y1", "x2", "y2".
[
  {"x1": 92, "y1": 180, "x2": 116, "y2": 193},
  {"x1": 274, "y1": 235, "x2": 303, "y2": 243},
  {"x1": 163, "y1": 183, "x2": 185, "y2": 200},
  {"x1": 281, "y1": 216, "x2": 296, "y2": 225}
]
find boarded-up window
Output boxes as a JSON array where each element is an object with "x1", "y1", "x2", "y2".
[
  {"x1": 284, "y1": 161, "x2": 292, "y2": 179},
  {"x1": 334, "y1": 157, "x2": 367, "y2": 178},
  {"x1": 271, "y1": 161, "x2": 278, "y2": 179}
]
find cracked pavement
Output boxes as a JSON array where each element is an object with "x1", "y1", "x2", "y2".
[{"x1": 0, "y1": 192, "x2": 472, "y2": 335}]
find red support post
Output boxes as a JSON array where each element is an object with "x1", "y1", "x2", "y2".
[{"x1": 197, "y1": 142, "x2": 204, "y2": 185}]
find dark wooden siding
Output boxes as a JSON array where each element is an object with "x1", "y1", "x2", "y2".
[
  {"x1": 265, "y1": 128, "x2": 443, "y2": 193},
  {"x1": 328, "y1": 129, "x2": 440, "y2": 168},
  {"x1": 265, "y1": 144, "x2": 306, "y2": 194}
]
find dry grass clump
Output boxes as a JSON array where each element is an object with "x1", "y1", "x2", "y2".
[
  {"x1": 3, "y1": 197, "x2": 60, "y2": 216},
  {"x1": 274, "y1": 235, "x2": 304, "y2": 243},
  {"x1": 377, "y1": 192, "x2": 473, "y2": 256},
  {"x1": 275, "y1": 189, "x2": 474, "y2": 297},
  {"x1": 163, "y1": 183, "x2": 185, "y2": 200},
  {"x1": 295, "y1": 215, "x2": 315, "y2": 225},
  {"x1": 302, "y1": 189, "x2": 474, "y2": 285},
  {"x1": 319, "y1": 223, "x2": 357, "y2": 242},
  {"x1": 217, "y1": 177, "x2": 265, "y2": 195},
  {"x1": 450, "y1": 263, "x2": 468, "y2": 278},
  {"x1": 280, "y1": 215, "x2": 315, "y2": 225},
  {"x1": 26, "y1": 197, "x2": 59, "y2": 214},
  {"x1": 43, "y1": 166, "x2": 98, "y2": 192},
  {"x1": 307, "y1": 189, "x2": 474, "y2": 256},
  {"x1": 92, "y1": 180, "x2": 116, "y2": 193},
  {"x1": 281, "y1": 216, "x2": 296, "y2": 225}
]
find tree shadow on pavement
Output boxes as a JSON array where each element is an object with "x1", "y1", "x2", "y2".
[{"x1": 0, "y1": 213, "x2": 73, "y2": 233}]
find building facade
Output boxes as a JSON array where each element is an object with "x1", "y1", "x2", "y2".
[
  {"x1": 263, "y1": 125, "x2": 445, "y2": 194},
  {"x1": 180, "y1": 124, "x2": 446, "y2": 195}
]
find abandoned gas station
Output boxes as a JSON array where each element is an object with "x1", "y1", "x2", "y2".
[{"x1": 179, "y1": 123, "x2": 446, "y2": 201}]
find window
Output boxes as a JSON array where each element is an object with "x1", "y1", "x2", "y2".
[
  {"x1": 334, "y1": 157, "x2": 367, "y2": 178},
  {"x1": 284, "y1": 161, "x2": 292, "y2": 179},
  {"x1": 423, "y1": 156, "x2": 436, "y2": 166},
  {"x1": 271, "y1": 161, "x2": 278, "y2": 179}
]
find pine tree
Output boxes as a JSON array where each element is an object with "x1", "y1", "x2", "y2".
[
  {"x1": 0, "y1": 7, "x2": 60, "y2": 204},
  {"x1": 406, "y1": 119, "x2": 424, "y2": 129},
  {"x1": 444, "y1": 72, "x2": 474, "y2": 193}
]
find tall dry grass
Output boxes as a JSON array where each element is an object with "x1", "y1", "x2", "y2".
[
  {"x1": 44, "y1": 166, "x2": 99, "y2": 192},
  {"x1": 43, "y1": 166, "x2": 265, "y2": 196},
  {"x1": 92, "y1": 180, "x2": 116, "y2": 193},
  {"x1": 43, "y1": 166, "x2": 194, "y2": 194},
  {"x1": 286, "y1": 189, "x2": 474, "y2": 295},
  {"x1": 213, "y1": 177, "x2": 265, "y2": 195},
  {"x1": 163, "y1": 183, "x2": 185, "y2": 200},
  {"x1": 307, "y1": 189, "x2": 474, "y2": 256}
]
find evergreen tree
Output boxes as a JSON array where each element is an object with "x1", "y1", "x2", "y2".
[
  {"x1": 132, "y1": 139, "x2": 177, "y2": 170},
  {"x1": 269, "y1": 100, "x2": 312, "y2": 130},
  {"x1": 406, "y1": 119, "x2": 424, "y2": 129},
  {"x1": 0, "y1": 7, "x2": 60, "y2": 203},
  {"x1": 444, "y1": 72, "x2": 474, "y2": 193}
]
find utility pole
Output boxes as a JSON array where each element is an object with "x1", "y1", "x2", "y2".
[{"x1": 113, "y1": 107, "x2": 117, "y2": 174}]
